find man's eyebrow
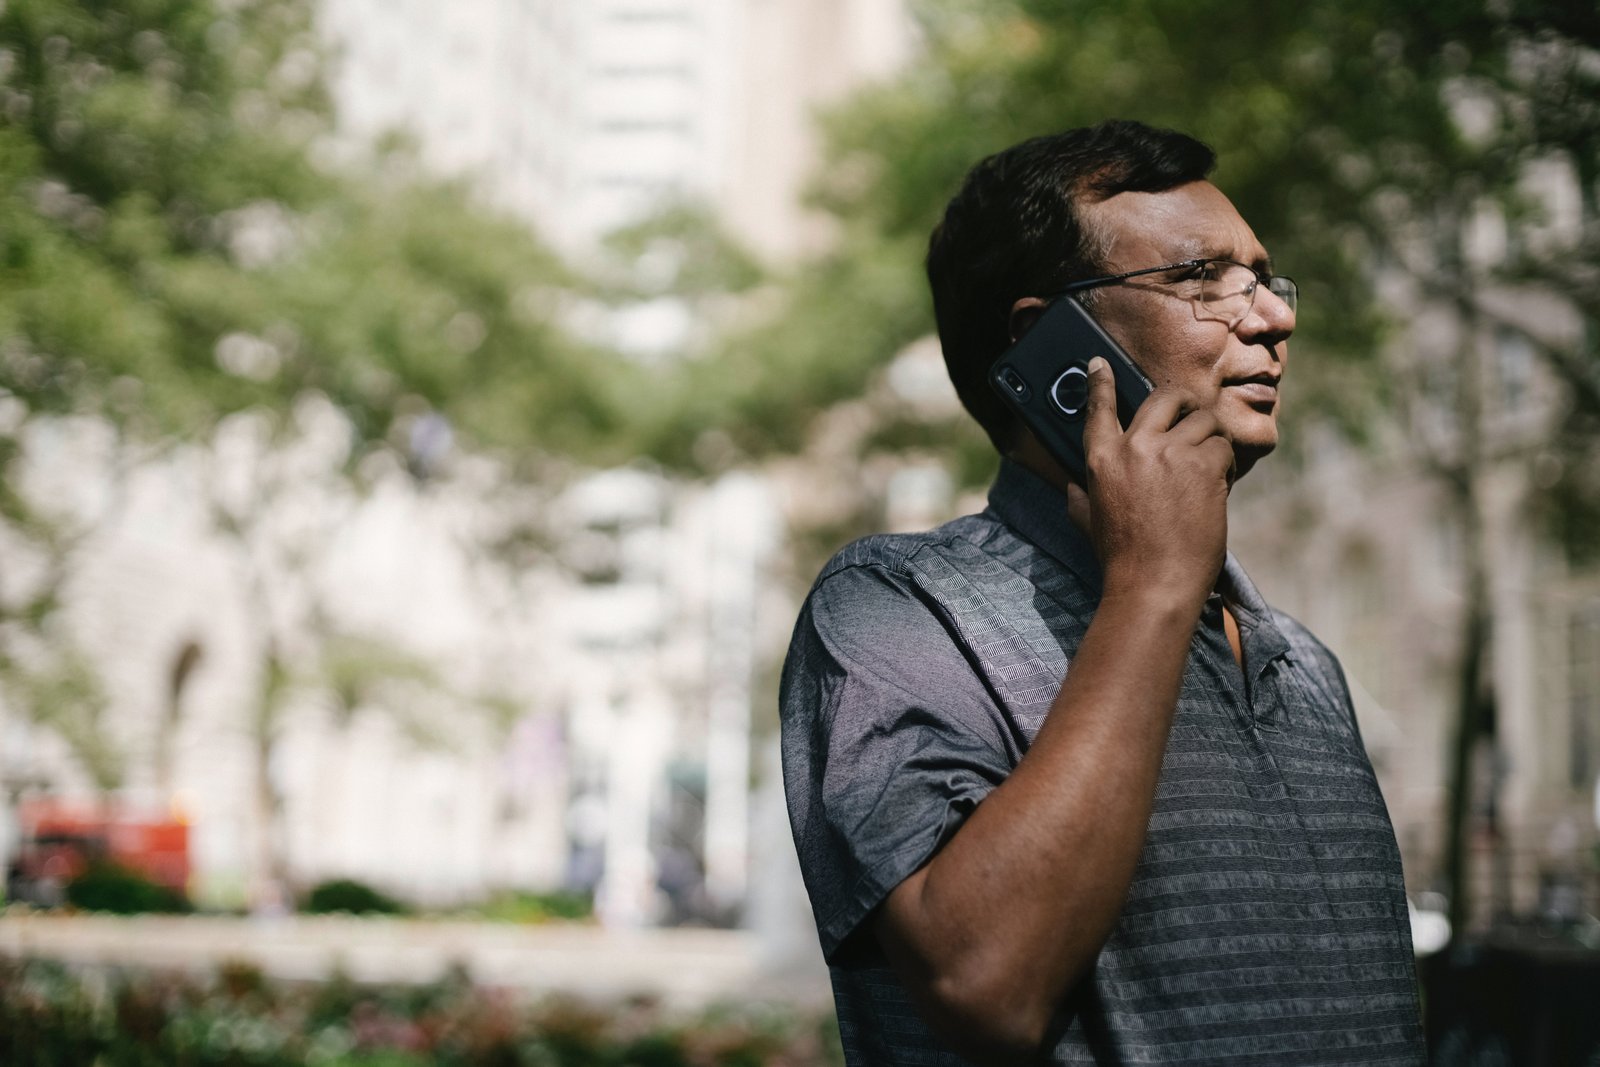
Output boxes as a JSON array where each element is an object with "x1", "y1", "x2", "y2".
[
  {"x1": 1171, "y1": 242, "x2": 1272, "y2": 272},
  {"x1": 1216, "y1": 251, "x2": 1274, "y2": 273},
  {"x1": 1179, "y1": 240, "x2": 1260, "y2": 264},
  {"x1": 1213, "y1": 248, "x2": 1272, "y2": 272}
]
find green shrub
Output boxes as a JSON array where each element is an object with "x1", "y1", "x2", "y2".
[
  {"x1": 476, "y1": 889, "x2": 593, "y2": 924},
  {"x1": 303, "y1": 878, "x2": 407, "y2": 915},
  {"x1": 65, "y1": 864, "x2": 191, "y2": 915}
]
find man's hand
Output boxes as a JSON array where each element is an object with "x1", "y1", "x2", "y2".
[{"x1": 1078, "y1": 356, "x2": 1233, "y2": 610}]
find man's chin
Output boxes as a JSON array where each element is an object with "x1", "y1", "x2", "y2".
[
  {"x1": 1230, "y1": 436, "x2": 1276, "y2": 479},
  {"x1": 1224, "y1": 418, "x2": 1278, "y2": 480}
]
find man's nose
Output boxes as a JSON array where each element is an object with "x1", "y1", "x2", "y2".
[{"x1": 1237, "y1": 287, "x2": 1295, "y2": 346}]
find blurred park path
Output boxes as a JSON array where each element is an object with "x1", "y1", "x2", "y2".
[{"x1": 0, "y1": 914, "x2": 831, "y2": 1009}]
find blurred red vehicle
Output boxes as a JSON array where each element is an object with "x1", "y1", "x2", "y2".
[{"x1": 6, "y1": 797, "x2": 190, "y2": 906}]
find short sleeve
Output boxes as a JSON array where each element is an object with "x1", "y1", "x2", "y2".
[{"x1": 778, "y1": 560, "x2": 1012, "y2": 961}]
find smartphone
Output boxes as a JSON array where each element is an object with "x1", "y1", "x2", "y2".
[{"x1": 988, "y1": 297, "x2": 1153, "y2": 482}]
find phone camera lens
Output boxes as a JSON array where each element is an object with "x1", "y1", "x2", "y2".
[
  {"x1": 998, "y1": 366, "x2": 1030, "y2": 400},
  {"x1": 1051, "y1": 365, "x2": 1089, "y2": 417}
]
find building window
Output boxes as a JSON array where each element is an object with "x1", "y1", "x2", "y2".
[{"x1": 1493, "y1": 326, "x2": 1534, "y2": 417}]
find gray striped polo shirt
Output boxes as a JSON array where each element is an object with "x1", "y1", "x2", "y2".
[{"x1": 778, "y1": 459, "x2": 1426, "y2": 1065}]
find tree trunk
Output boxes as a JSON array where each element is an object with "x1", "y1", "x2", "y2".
[
  {"x1": 1441, "y1": 245, "x2": 1500, "y2": 940},
  {"x1": 251, "y1": 641, "x2": 292, "y2": 911},
  {"x1": 1443, "y1": 486, "x2": 1492, "y2": 938},
  {"x1": 154, "y1": 639, "x2": 203, "y2": 803}
]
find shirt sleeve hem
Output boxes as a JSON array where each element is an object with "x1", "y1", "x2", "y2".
[{"x1": 814, "y1": 787, "x2": 989, "y2": 963}]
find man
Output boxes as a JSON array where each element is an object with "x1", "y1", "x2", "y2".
[{"x1": 778, "y1": 121, "x2": 1426, "y2": 1065}]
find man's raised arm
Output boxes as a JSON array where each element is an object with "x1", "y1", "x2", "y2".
[{"x1": 872, "y1": 358, "x2": 1235, "y2": 1063}]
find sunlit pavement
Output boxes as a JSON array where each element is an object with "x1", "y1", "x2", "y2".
[{"x1": 0, "y1": 914, "x2": 833, "y2": 1008}]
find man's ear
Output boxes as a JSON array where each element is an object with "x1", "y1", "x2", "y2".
[{"x1": 1008, "y1": 296, "x2": 1049, "y2": 343}]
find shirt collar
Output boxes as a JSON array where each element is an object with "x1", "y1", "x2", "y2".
[
  {"x1": 1221, "y1": 554, "x2": 1293, "y2": 682},
  {"x1": 984, "y1": 458, "x2": 1104, "y2": 594},
  {"x1": 986, "y1": 457, "x2": 1293, "y2": 680}
]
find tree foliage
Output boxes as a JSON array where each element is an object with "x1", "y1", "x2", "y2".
[
  {"x1": 0, "y1": 0, "x2": 641, "y2": 474},
  {"x1": 0, "y1": 0, "x2": 645, "y2": 882}
]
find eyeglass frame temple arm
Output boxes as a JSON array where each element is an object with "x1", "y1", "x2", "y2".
[
  {"x1": 1039, "y1": 259, "x2": 1295, "y2": 305},
  {"x1": 1038, "y1": 258, "x2": 1210, "y2": 301}
]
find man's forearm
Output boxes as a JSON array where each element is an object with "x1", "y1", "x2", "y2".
[{"x1": 876, "y1": 582, "x2": 1202, "y2": 1059}]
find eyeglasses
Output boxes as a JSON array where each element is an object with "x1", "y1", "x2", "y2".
[{"x1": 1042, "y1": 258, "x2": 1298, "y2": 327}]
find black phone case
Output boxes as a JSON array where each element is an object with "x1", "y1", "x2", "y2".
[{"x1": 988, "y1": 298, "x2": 1154, "y2": 481}]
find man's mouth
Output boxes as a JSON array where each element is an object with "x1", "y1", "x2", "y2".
[{"x1": 1222, "y1": 373, "x2": 1280, "y2": 407}]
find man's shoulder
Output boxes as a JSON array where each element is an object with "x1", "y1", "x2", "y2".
[
  {"x1": 811, "y1": 511, "x2": 1008, "y2": 591},
  {"x1": 793, "y1": 508, "x2": 1080, "y2": 709},
  {"x1": 781, "y1": 512, "x2": 1013, "y2": 725},
  {"x1": 790, "y1": 510, "x2": 1022, "y2": 672}
]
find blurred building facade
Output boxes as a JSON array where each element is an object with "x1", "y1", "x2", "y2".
[
  {"x1": 0, "y1": 418, "x2": 789, "y2": 924},
  {"x1": 318, "y1": 0, "x2": 914, "y2": 261},
  {"x1": 2, "y1": 0, "x2": 914, "y2": 939}
]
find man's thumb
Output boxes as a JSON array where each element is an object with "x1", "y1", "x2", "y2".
[{"x1": 1083, "y1": 356, "x2": 1117, "y2": 445}]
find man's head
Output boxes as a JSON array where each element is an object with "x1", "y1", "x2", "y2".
[{"x1": 927, "y1": 120, "x2": 1294, "y2": 477}]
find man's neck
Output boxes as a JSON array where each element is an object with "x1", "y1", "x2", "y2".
[{"x1": 1007, "y1": 439, "x2": 1091, "y2": 537}]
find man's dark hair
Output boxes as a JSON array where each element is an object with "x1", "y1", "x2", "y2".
[{"x1": 926, "y1": 120, "x2": 1216, "y2": 452}]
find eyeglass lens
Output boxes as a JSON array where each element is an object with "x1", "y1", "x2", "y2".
[{"x1": 1199, "y1": 262, "x2": 1297, "y2": 321}]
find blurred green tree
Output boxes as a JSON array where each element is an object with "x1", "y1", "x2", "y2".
[
  {"x1": 0, "y1": 0, "x2": 640, "y2": 901},
  {"x1": 0, "y1": 647, "x2": 121, "y2": 794},
  {"x1": 0, "y1": 0, "x2": 638, "y2": 460}
]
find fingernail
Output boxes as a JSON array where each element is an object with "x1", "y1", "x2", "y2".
[{"x1": 1087, "y1": 356, "x2": 1107, "y2": 373}]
